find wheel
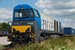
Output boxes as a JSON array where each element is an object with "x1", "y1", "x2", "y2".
[{"x1": 39, "y1": 36, "x2": 45, "y2": 42}]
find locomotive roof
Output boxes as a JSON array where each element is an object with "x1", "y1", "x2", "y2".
[{"x1": 14, "y1": 4, "x2": 33, "y2": 10}]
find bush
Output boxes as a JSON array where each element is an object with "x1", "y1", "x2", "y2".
[{"x1": 14, "y1": 36, "x2": 75, "y2": 50}]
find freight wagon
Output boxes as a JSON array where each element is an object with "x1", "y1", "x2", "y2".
[
  {"x1": 63, "y1": 27, "x2": 75, "y2": 36},
  {"x1": 8, "y1": 4, "x2": 63, "y2": 44},
  {"x1": 0, "y1": 31, "x2": 8, "y2": 36},
  {"x1": 40, "y1": 13, "x2": 62, "y2": 38}
]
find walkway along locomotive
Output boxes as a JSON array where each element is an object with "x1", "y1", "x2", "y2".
[{"x1": 8, "y1": 4, "x2": 63, "y2": 44}]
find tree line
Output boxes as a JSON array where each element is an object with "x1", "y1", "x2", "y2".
[{"x1": 0, "y1": 22, "x2": 11, "y2": 31}]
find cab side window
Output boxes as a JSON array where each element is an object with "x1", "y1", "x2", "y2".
[
  {"x1": 30, "y1": 10, "x2": 34, "y2": 17},
  {"x1": 34, "y1": 10, "x2": 39, "y2": 17}
]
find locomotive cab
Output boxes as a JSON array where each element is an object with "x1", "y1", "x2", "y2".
[{"x1": 8, "y1": 4, "x2": 41, "y2": 43}]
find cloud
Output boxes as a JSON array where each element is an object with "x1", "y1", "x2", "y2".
[
  {"x1": 43, "y1": 9, "x2": 75, "y2": 18},
  {"x1": 0, "y1": 8, "x2": 12, "y2": 22},
  {"x1": 35, "y1": 0, "x2": 75, "y2": 9},
  {"x1": 35, "y1": 0, "x2": 75, "y2": 28},
  {"x1": 62, "y1": 18, "x2": 75, "y2": 28},
  {"x1": 35, "y1": 0, "x2": 52, "y2": 8}
]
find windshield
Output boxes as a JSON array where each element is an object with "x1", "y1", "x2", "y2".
[
  {"x1": 14, "y1": 9, "x2": 28, "y2": 18},
  {"x1": 14, "y1": 9, "x2": 34, "y2": 18}
]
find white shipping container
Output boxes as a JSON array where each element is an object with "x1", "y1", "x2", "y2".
[
  {"x1": 48, "y1": 22, "x2": 50, "y2": 30},
  {"x1": 40, "y1": 13, "x2": 54, "y2": 31},
  {"x1": 58, "y1": 21, "x2": 61, "y2": 32}
]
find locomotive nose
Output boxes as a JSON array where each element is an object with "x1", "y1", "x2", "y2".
[
  {"x1": 10, "y1": 25, "x2": 35, "y2": 43},
  {"x1": 12, "y1": 26, "x2": 31, "y2": 33}
]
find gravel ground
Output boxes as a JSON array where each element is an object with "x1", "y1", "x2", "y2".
[{"x1": 0, "y1": 36, "x2": 11, "y2": 45}]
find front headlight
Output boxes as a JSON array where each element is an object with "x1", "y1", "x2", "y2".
[
  {"x1": 30, "y1": 35, "x2": 32, "y2": 38},
  {"x1": 13, "y1": 35, "x2": 16, "y2": 37}
]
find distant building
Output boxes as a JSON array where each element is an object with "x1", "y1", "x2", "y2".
[{"x1": 8, "y1": 21, "x2": 12, "y2": 26}]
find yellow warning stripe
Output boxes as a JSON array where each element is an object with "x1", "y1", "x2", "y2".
[{"x1": 12, "y1": 26, "x2": 31, "y2": 33}]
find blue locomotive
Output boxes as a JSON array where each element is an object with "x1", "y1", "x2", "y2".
[{"x1": 8, "y1": 4, "x2": 75, "y2": 44}]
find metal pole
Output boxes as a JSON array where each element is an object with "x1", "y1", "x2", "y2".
[
  {"x1": 0, "y1": 0, "x2": 1, "y2": 2},
  {"x1": 12, "y1": 0, "x2": 14, "y2": 9}
]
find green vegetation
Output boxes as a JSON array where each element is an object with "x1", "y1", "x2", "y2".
[
  {"x1": 0, "y1": 22, "x2": 11, "y2": 31},
  {"x1": 14, "y1": 36, "x2": 75, "y2": 50},
  {"x1": 0, "y1": 45, "x2": 4, "y2": 50}
]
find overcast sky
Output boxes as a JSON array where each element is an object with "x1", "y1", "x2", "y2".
[{"x1": 0, "y1": 0, "x2": 75, "y2": 28}]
